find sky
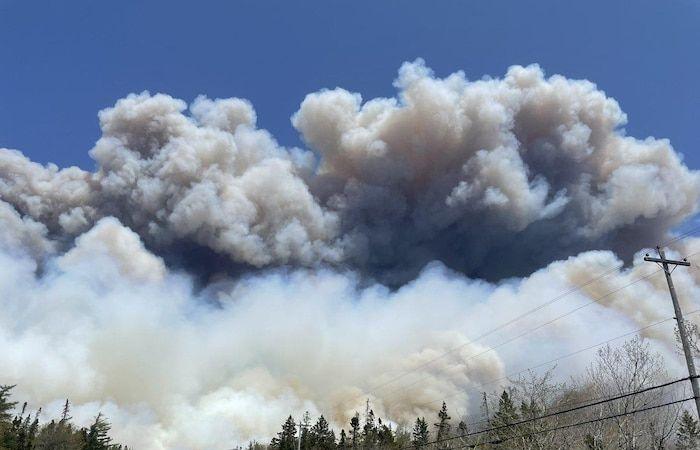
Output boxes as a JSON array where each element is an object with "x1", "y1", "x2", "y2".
[
  {"x1": 3, "y1": 3, "x2": 700, "y2": 447},
  {"x1": 0, "y1": 0, "x2": 698, "y2": 171}
]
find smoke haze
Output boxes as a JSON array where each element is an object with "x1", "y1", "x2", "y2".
[{"x1": 1, "y1": 61, "x2": 699, "y2": 449}]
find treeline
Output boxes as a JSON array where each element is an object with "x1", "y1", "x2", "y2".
[
  {"x1": 254, "y1": 337, "x2": 700, "y2": 450},
  {"x1": 0, "y1": 386, "x2": 126, "y2": 450},
  {"x1": 3, "y1": 337, "x2": 700, "y2": 449}
]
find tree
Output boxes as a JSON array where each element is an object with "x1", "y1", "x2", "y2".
[
  {"x1": 0, "y1": 385, "x2": 17, "y2": 424},
  {"x1": 457, "y1": 420, "x2": 467, "y2": 437},
  {"x1": 270, "y1": 416, "x2": 297, "y2": 450},
  {"x1": 676, "y1": 409, "x2": 700, "y2": 450},
  {"x1": 349, "y1": 413, "x2": 360, "y2": 450},
  {"x1": 83, "y1": 413, "x2": 113, "y2": 450},
  {"x1": 338, "y1": 429, "x2": 348, "y2": 449},
  {"x1": 376, "y1": 418, "x2": 394, "y2": 448},
  {"x1": 491, "y1": 390, "x2": 519, "y2": 444},
  {"x1": 361, "y1": 409, "x2": 376, "y2": 449},
  {"x1": 583, "y1": 337, "x2": 679, "y2": 449},
  {"x1": 411, "y1": 417, "x2": 429, "y2": 449},
  {"x1": 60, "y1": 400, "x2": 72, "y2": 424},
  {"x1": 309, "y1": 415, "x2": 335, "y2": 450},
  {"x1": 434, "y1": 401, "x2": 451, "y2": 448},
  {"x1": 300, "y1": 411, "x2": 312, "y2": 450}
]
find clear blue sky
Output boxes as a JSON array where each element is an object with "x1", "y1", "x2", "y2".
[{"x1": 1, "y1": 0, "x2": 698, "y2": 172}]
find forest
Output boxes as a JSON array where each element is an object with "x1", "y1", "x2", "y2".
[{"x1": 2, "y1": 337, "x2": 699, "y2": 450}]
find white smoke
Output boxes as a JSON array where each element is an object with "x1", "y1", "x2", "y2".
[
  {"x1": 1, "y1": 219, "x2": 698, "y2": 448},
  {"x1": 1, "y1": 61, "x2": 699, "y2": 449}
]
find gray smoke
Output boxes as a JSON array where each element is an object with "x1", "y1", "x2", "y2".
[
  {"x1": 1, "y1": 61, "x2": 697, "y2": 282},
  {"x1": 1, "y1": 61, "x2": 700, "y2": 449}
]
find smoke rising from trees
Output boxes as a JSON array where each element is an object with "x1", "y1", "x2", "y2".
[{"x1": 0, "y1": 61, "x2": 699, "y2": 448}]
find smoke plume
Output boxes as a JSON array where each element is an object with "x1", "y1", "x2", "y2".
[{"x1": 1, "y1": 61, "x2": 699, "y2": 449}]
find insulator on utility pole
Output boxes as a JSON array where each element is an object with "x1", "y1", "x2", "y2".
[{"x1": 644, "y1": 246, "x2": 700, "y2": 418}]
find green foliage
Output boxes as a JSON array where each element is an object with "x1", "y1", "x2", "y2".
[
  {"x1": 0, "y1": 386, "x2": 17, "y2": 424},
  {"x1": 338, "y1": 429, "x2": 348, "y2": 449},
  {"x1": 270, "y1": 415, "x2": 297, "y2": 450},
  {"x1": 434, "y1": 402, "x2": 451, "y2": 448},
  {"x1": 375, "y1": 418, "x2": 393, "y2": 449},
  {"x1": 676, "y1": 409, "x2": 700, "y2": 450},
  {"x1": 411, "y1": 417, "x2": 429, "y2": 449},
  {"x1": 349, "y1": 413, "x2": 360, "y2": 450},
  {"x1": 361, "y1": 409, "x2": 376, "y2": 449},
  {"x1": 490, "y1": 390, "x2": 519, "y2": 445},
  {"x1": 0, "y1": 386, "x2": 124, "y2": 450},
  {"x1": 309, "y1": 415, "x2": 335, "y2": 450},
  {"x1": 83, "y1": 413, "x2": 114, "y2": 450}
]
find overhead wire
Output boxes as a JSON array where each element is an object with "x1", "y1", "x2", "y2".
[
  {"x1": 404, "y1": 376, "x2": 696, "y2": 449},
  {"x1": 393, "y1": 308, "x2": 700, "y2": 414}
]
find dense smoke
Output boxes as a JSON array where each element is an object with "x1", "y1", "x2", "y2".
[
  {"x1": 1, "y1": 61, "x2": 697, "y2": 281},
  {"x1": 1, "y1": 61, "x2": 699, "y2": 449}
]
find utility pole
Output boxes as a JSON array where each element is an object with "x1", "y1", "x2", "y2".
[
  {"x1": 297, "y1": 421, "x2": 305, "y2": 450},
  {"x1": 645, "y1": 246, "x2": 700, "y2": 417}
]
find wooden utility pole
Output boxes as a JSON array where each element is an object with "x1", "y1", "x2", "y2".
[{"x1": 644, "y1": 246, "x2": 700, "y2": 417}]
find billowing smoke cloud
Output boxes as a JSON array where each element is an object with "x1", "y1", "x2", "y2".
[
  {"x1": 1, "y1": 220, "x2": 698, "y2": 449},
  {"x1": 1, "y1": 61, "x2": 700, "y2": 449},
  {"x1": 1, "y1": 61, "x2": 698, "y2": 281}
]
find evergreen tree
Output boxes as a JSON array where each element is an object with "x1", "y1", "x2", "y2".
[
  {"x1": 434, "y1": 402, "x2": 451, "y2": 449},
  {"x1": 60, "y1": 399, "x2": 72, "y2": 424},
  {"x1": 376, "y1": 418, "x2": 394, "y2": 448},
  {"x1": 350, "y1": 413, "x2": 360, "y2": 450},
  {"x1": 491, "y1": 391, "x2": 519, "y2": 443},
  {"x1": 676, "y1": 409, "x2": 700, "y2": 450},
  {"x1": 83, "y1": 413, "x2": 113, "y2": 450},
  {"x1": 300, "y1": 411, "x2": 312, "y2": 450},
  {"x1": 361, "y1": 409, "x2": 376, "y2": 449},
  {"x1": 0, "y1": 385, "x2": 17, "y2": 423},
  {"x1": 338, "y1": 429, "x2": 348, "y2": 449},
  {"x1": 270, "y1": 416, "x2": 297, "y2": 450},
  {"x1": 35, "y1": 400, "x2": 81, "y2": 450},
  {"x1": 309, "y1": 415, "x2": 335, "y2": 450},
  {"x1": 411, "y1": 417, "x2": 429, "y2": 449},
  {"x1": 457, "y1": 421, "x2": 468, "y2": 438}
]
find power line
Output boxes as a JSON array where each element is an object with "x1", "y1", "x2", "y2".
[
  {"x1": 379, "y1": 248, "x2": 700, "y2": 411},
  {"x1": 454, "y1": 396, "x2": 695, "y2": 449},
  {"x1": 382, "y1": 266, "x2": 665, "y2": 404},
  {"x1": 660, "y1": 223, "x2": 700, "y2": 247},
  {"x1": 364, "y1": 264, "x2": 625, "y2": 395},
  {"x1": 458, "y1": 375, "x2": 684, "y2": 433},
  {"x1": 405, "y1": 377, "x2": 694, "y2": 449},
  {"x1": 371, "y1": 243, "x2": 700, "y2": 399},
  {"x1": 397, "y1": 308, "x2": 700, "y2": 413},
  {"x1": 645, "y1": 246, "x2": 700, "y2": 417}
]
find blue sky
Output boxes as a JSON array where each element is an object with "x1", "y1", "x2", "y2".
[{"x1": 1, "y1": 0, "x2": 698, "y2": 172}]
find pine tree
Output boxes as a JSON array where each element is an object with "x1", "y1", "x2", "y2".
[
  {"x1": 376, "y1": 418, "x2": 394, "y2": 448},
  {"x1": 60, "y1": 399, "x2": 72, "y2": 424},
  {"x1": 270, "y1": 416, "x2": 297, "y2": 450},
  {"x1": 434, "y1": 402, "x2": 451, "y2": 449},
  {"x1": 35, "y1": 400, "x2": 80, "y2": 450},
  {"x1": 350, "y1": 413, "x2": 360, "y2": 450},
  {"x1": 309, "y1": 415, "x2": 335, "y2": 450},
  {"x1": 361, "y1": 409, "x2": 376, "y2": 449},
  {"x1": 0, "y1": 385, "x2": 17, "y2": 423},
  {"x1": 411, "y1": 417, "x2": 429, "y2": 449},
  {"x1": 338, "y1": 429, "x2": 348, "y2": 449},
  {"x1": 83, "y1": 413, "x2": 113, "y2": 450},
  {"x1": 491, "y1": 391, "x2": 519, "y2": 443},
  {"x1": 457, "y1": 420, "x2": 468, "y2": 437},
  {"x1": 300, "y1": 411, "x2": 312, "y2": 450},
  {"x1": 676, "y1": 409, "x2": 700, "y2": 450}
]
